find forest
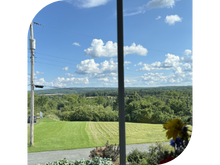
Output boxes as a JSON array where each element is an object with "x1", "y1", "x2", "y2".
[{"x1": 27, "y1": 86, "x2": 192, "y2": 124}]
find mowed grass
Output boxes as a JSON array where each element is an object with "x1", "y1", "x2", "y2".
[{"x1": 28, "y1": 118, "x2": 170, "y2": 153}]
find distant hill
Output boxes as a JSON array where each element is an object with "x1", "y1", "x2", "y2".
[{"x1": 28, "y1": 86, "x2": 192, "y2": 96}]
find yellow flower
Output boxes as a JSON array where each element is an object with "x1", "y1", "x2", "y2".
[{"x1": 163, "y1": 119, "x2": 186, "y2": 140}]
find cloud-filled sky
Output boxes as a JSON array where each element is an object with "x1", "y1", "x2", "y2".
[{"x1": 27, "y1": 0, "x2": 192, "y2": 90}]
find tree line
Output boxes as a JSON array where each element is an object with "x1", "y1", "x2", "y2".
[{"x1": 27, "y1": 87, "x2": 192, "y2": 124}]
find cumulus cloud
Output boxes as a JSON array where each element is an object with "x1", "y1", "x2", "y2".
[
  {"x1": 156, "y1": 16, "x2": 161, "y2": 20},
  {"x1": 147, "y1": 0, "x2": 176, "y2": 8},
  {"x1": 64, "y1": 0, "x2": 110, "y2": 8},
  {"x1": 165, "y1": 15, "x2": 182, "y2": 25},
  {"x1": 99, "y1": 58, "x2": 117, "y2": 73},
  {"x1": 73, "y1": 42, "x2": 81, "y2": 46},
  {"x1": 182, "y1": 49, "x2": 192, "y2": 56},
  {"x1": 84, "y1": 39, "x2": 148, "y2": 58},
  {"x1": 140, "y1": 54, "x2": 180, "y2": 71},
  {"x1": 75, "y1": 59, "x2": 100, "y2": 74},
  {"x1": 76, "y1": 58, "x2": 118, "y2": 79},
  {"x1": 182, "y1": 63, "x2": 192, "y2": 72},
  {"x1": 169, "y1": 78, "x2": 176, "y2": 83},
  {"x1": 57, "y1": 77, "x2": 89, "y2": 84},
  {"x1": 181, "y1": 56, "x2": 192, "y2": 63},
  {"x1": 98, "y1": 78, "x2": 109, "y2": 82},
  {"x1": 141, "y1": 73, "x2": 168, "y2": 83},
  {"x1": 62, "y1": 66, "x2": 69, "y2": 71}
]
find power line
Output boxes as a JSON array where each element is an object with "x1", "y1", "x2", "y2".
[
  {"x1": 34, "y1": 51, "x2": 82, "y2": 63},
  {"x1": 34, "y1": 56, "x2": 79, "y2": 66},
  {"x1": 31, "y1": 54, "x2": 143, "y2": 75},
  {"x1": 28, "y1": 60, "x2": 77, "y2": 70},
  {"x1": 33, "y1": 22, "x2": 190, "y2": 56},
  {"x1": 33, "y1": 22, "x2": 103, "y2": 40},
  {"x1": 27, "y1": 60, "x2": 157, "y2": 78}
]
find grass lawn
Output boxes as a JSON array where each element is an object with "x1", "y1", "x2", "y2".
[{"x1": 28, "y1": 118, "x2": 170, "y2": 153}]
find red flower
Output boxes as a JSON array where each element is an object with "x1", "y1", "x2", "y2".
[{"x1": 159, "y1": 156, "x2": 174, "y2": 164}]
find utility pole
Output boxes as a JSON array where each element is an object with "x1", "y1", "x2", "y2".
[
  {"x1": 29, "y1": 21, "x2": 36, "y2": 147},
  {"x1": 117, "y1": 0, "x2": 126, "y2": 164}
]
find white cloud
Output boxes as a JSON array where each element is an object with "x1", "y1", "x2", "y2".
[
  {"x1": 123, "y1": 0, "x2": 179, "y2": 17},
  {"x1": 123, "y1": 6, "x2": 146, "y2": 17},
  {"x1": 36, "y1": 71, "x2": 44, "y2": 74},
  {"x1": 64, "y1": 0, "x2": 110, "y2": 8},
  {"x1": 137, "y1": 62, "x2": 143, "y2": 66},
  {"x1": 127, "y1": 67, "x2": 129, "y2": 70},
  {"x1": 65, "y1": 73, "x2": 75, "y2": 76},
  {"x1": 39, "y1": 78, "x2": 45, "y2": 83},
  {"x1": 162, "y1": 54, "x2": 180, "y2": 68},
  {"x1": 62, "y1": 66, "x2": 69, "y2": 71},
  {"x1": 124, "y1": 43, "x2": 148, "y2": 56},
  {"x1": 124, "y1": 61, "x2": 131, "y2": 65},
  {"x1": 156, "y1": 16, "x2": 161, "y2": 20},
  {"x1": 140, "y1": 54, "x2": 180, "y2": 71},
  {"x1": 165, "y1": 15, "x2": 182, "y2": 25},
  {"x1": 173, "y1": 67, "x2": 182, "y2": 75},
  {"x1": 57, "y1": 77, "x2": 89, "y2": 84},
  {"x1": 181, "y1": 56, "x2": 193, "y2": 63},
  {"x1": 182, "y1": 63, "x2": 192, "y2": 72},
  {"x1": 75, "y1": 59, "x2": 100, "y2": 74},
  {"x1": 169, "y1": 78, "x2": 176, "y2": 83},
  {"x1": 73, "y1": 42, "x2": 81, "y2": 46},
  {"x1": 147, "y1": 0, "x2": 176, "y2": 8},
  {"x1": 98, "y1": 78, "x2": 109, "y2": 82},
  {"x1": 99, "y1": 58, "x2": 117, "y2": 74},
  {"x1": 141, "y1": 73, "x2": 168, "y2": 83},
  {"x1": 182, "y1": 49, "x2": 192, "y2": 56},
  {"x1": 84, "y1": 39, "x2": 148, "y2": 58},
  {"x1": 134, "y1": 64, "x2": 137, "y2": 67},
  {"x1": 76, "y1": 58, "x2": 118, "y2": 79}
]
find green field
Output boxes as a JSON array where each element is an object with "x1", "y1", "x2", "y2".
[{"x1": 28, "y1": 118, "x2": 170, "y2": 153}]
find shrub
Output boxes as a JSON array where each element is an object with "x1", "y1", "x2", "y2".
[
  {"x1": 127, "y1": 149, "x2": 148, "y2": 163},
  {"x1": 36, "y1": 157, "x2": 113, "y2": 165},
  {"x1": 89, "y1": 141, "x2": 120, "y2": 162},
  {"x1": 144, "y1": 143, "x2": 174, "y2": 165}
]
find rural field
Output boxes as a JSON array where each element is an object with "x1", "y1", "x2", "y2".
[{"x1": 28, "y1": 118, "x2": 170, "y2": 153}]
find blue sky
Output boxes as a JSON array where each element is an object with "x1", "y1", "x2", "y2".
[{"x1": 27, "y1": 0, "x2": 192, "y2": 90}]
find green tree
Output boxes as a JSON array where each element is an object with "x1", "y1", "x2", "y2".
[
  {"x1": 47, "y1": 99, "x2": 57, "y2": 110},
  {"x1": 136, "y1": 108, "x2": 153, "y2": 123},
  {"x1": 126, "y1": 91, "x2": 141, "y2": 105},
  {"x1": 94, "y1": 96, "x2": 106, "y2": 105},
  {"x1": 113, "y1": 95, "x2": 119, "y2": 111},
  {"x1": 36, "y1": 95, "x2": 48, "y2": 107},
  {"x1": 167, "y1": 99, "x2": 187, "y2": 114}
]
